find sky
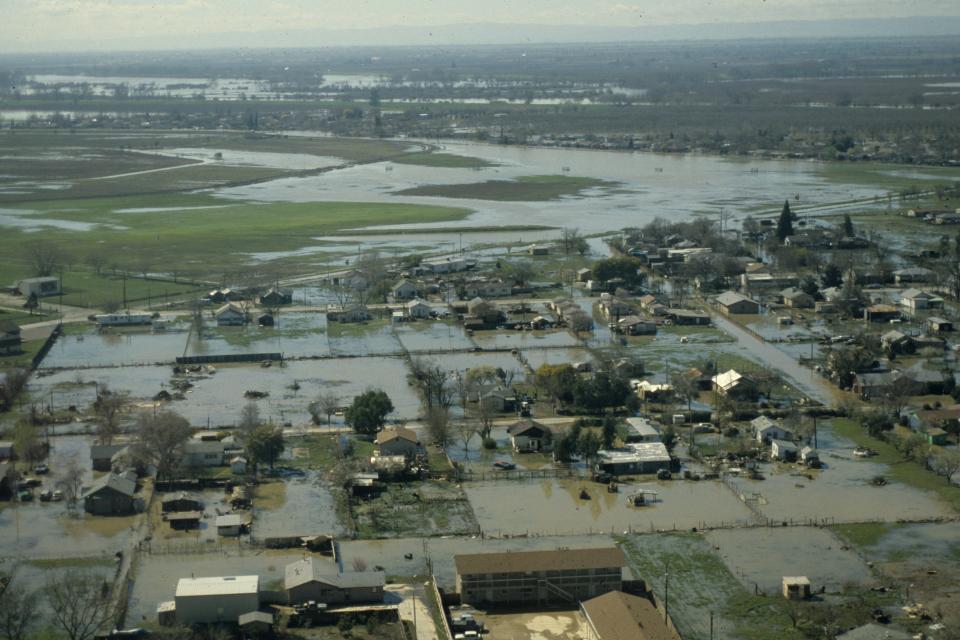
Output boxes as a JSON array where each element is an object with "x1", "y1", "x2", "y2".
[{"x1": 3, "y1": 0, "x2": 960, "y2": 52}]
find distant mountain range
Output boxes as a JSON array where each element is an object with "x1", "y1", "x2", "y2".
[{"x1": 7, "y1": 16, "x2": 960, "y2": 54}]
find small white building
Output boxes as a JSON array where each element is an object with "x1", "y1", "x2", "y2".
[
  {"x1": 770, "y1": 439, "x2": 799, "y2": 462},
  {"x1": 230, "y1": 456, "x2": 247, "y2": 475},
  {"x1": 15, "y1": 276, "x2": 60, "y2": 298},
  {"x1": 391, "y1": 279, "x2": 418, "y2": 300},
  {"x1": 216, "y1": 514, "x2": 246, "y2": 537},
  {"x1": 624, "y1": 417, "x2": 661, "y2": 443},
  {"x1": 174, "y1": 575, "x2": 260, "y2": 624},
  {"x1": 752, "y1": 416, "x2": 794, "y2": 444}
]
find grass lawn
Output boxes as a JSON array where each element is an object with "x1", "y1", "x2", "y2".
[
  {"x1": 390, "y1": 151, "x2": 498, "y2": 169},
  {"x1": 832, "y1": 522, "x2": 905, "y2": 548},
  {"x1": 815, "y1": 162, "x2": 960, "y2": 190},
  {"x1": 831, "y1": 418, "x2": 960, "y2": 513},
  {"x1": 286, "y1": 434, "x2": 375, "y2": 471},
  {"x1": 0, "y1": 308, "x2": 53, "y2": 326},
  {"x1": 0, "y1": 193, "x2": 471, "y2": 285},
  {"x1": 393, "y1": 175, "x2": 615, "y2": 201}
]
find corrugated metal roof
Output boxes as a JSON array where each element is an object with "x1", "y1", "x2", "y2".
[{"x1": 176, "y1": 575, "x2": 259, "y2": 598}]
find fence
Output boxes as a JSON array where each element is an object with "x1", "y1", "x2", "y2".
[
  {"x1": 175, "y1": 352, "x2": 283, "y2": 365},
  {"x1": 458, "y1": 467, "x2": 591, "y2": 482},
  {"x1": 30, "y1": 322, "x2": 62, "y2": 369}
]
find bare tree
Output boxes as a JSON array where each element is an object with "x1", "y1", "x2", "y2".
[
  {"x1": 670, "y1": 371, "x2": 699, "y2": 413},
  {"x1": 425, "y1": 407, "x2": 452, "y2": 448},
  {"x1": 932, "y1": 449, "x2": 960, "y2": 485},
  {"x1": 0, "y1": 580, "x2": 38, "y2": 640},
  {"x1": 309, "y1": 391, "x2": 340, "y2": 426},
  {"x1": 85, "y1": 253, "x2": 107, "y2": 276},
  {"x1": 131, "y1": 411, "x2": 192, "y2": 483},
  {"x1": 92, "y1": 385, "x2": 129, "y2": 446},
  {"x1": 457, "y1": 422, "x2": 479, "y2": 461},
  {"x1": 476, "y1": 399, "x2": 496, "y2": 441},
  {"x1": 45, "y1": 570, "x2": 116, "y2": 640},
  {"x1": 25, "y1": 240, "x2": 62, "y2": 277},
  {"x1": 56, "y1": 457, "x2": 86, "y2": 509},
  {"x1": 237, "y1": 402, "x2": 261, "y2": 442},
  {"x1": 409, "y1": 358, "x2": 454, "y2": 410}
]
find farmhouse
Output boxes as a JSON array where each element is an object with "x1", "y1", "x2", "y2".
[
  {"x1": 712, "y1": 369, "x2": 757, "y2": 400},
  {"x1": 716, "y1": 291, "x2": 760, "y2": 315},
  {"x1": 454, "y1": 547, "x2": 625, "y2": 606},
  {"x1": 507, "y1": 419, "x2": 552, "y2": 452},
  {"x1": 285, "y1": 557, "x2": 385, "y2": 605},
  {"x1": 375, "y1": 427, "x2": 423, "y2": 459},
  {"x1": 391, "y1": 279, "x2": 418, "y2": 300},
  {"x1": 899, "y1": 288, "x2": 943, "y2": 313},
  {"x1": 405, "y1": 299, "x2": 432, "y2": 319},
  {"x1": 581, "y1": 590, "x2": 679, "y2": 640},
  {"x1": 259, "y1": 287, "x2": 293, "y2": 306},
  {"x1": 214, "y1": 303, "x2": 247, "y2": 326},
  {"x1": 173, "y1": 575, "x2": 260, "y2": 625}
]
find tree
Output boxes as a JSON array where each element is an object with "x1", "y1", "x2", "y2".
[
  {"x1": 821, "y1": 263, "x2": 843, "y2": 288},
  {"x1": 670, "y1": 371, "x2": 698, "y2": 412},
  {"x1": 409, "y1": 359, "x2": 454, "y2": 410},
  {"x1": 0, "y1": 580, "x2": 38, "y2": 640},
  {"x1": 842, "y1": 214, "x2": 855, "y2": 238},
  {"x1": 12, "y1": 421, "x2": 43, "y2": 466},
  {"x1": 132, "y1": 411, "x2": 192, "y2": 483},
  {"x1": 741, "y1": 216, "x2": 760, "y2": 240},
  {"x1": 25, "y1": 239, "x2": 62, "y2": 277},
  {"x1": 85, "y1": 252, "x2": 107, "y2": 276},
  {"x1": 92, "y1": 385, "x2": 128, "y2": 446},
  {"x1": 476, "y1": 398, "x2": 496, "y2": 441},
  {"x1": 776, "y1": 199, "x2": 794, "y2": 243},
  {"x1": 246, "y1": 424, "x2": 284, "y2": 471},
  {"x1": 465, "y1": 365, "x2": 498, "y2": 390},
  {"x1": 344, "y1": 389, "x2": 394, "y2": 436},
  {"x1": 932, "y1": 449, "x2": 960, "y2": 484},
  {"x1": 309, "y1": 391, "x2": 340, "y2": 426},
  {"x1": 535, "y1": 363, "x2": 577, "y2": 403},
  {"x1": 577, "y1": 430, "x2": 602, "y2": 466},
  {"x1": 237, "y1": 402, "x2": 261, "y2": 441},
  {"x1": 601, "y1": 417, "x2": 617, "y2": 449},
  {"x1": 560, "y1": 227, "x2": 589, "y2": 255},
  {"x1": 592, "y1": 256, "x2": 644, "y2": 287},
  {"x1": 425, "y1": 407, "x2": 451, "y2": 448},
  {"x1": 457, "y1": 422, "x2": 479, "y2": 460},
  {"x1": 45, "y1": 570, "x2": 116, "y2": 640},
  {"x1": 56, "y1": 457, "x2": 86, "y2": 509},
  {"x1": 568, "y1": 313, "x2": 594, "y2": 339}
]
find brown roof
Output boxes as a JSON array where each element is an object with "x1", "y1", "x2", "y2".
[
  {"x1": 917, "y1": 409, "x2": 960, "y2": 424},
  {"x1": 454, "y1": 547, "x2": 625, "y2": 576},
  {"x1": 375, "y1": 427, "x2": 419, "y2": 445},
  {"x1": 507, "y1": 419, "x2": 550, "y2": 437},
  {"x1": 581, "y1": 591, "x2": 679, "y2": 640}
]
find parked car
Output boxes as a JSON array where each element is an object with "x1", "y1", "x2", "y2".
[
  {"x1": 34, "y1": 464, "x2": 49, "y2": 475},
  {"x1": 492, "y1": 460, "x2": 516, "y2": 470}
]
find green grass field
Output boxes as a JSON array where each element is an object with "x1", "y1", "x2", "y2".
[
  {"x1": 393, "y1": 174, "x2": 614, "y2": 201},
  {"x1": 390, "y1": 151, "x2": 498, "y2": 168}
]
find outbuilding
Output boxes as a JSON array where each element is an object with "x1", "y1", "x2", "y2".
[
  {"x1": 216, "y1": 514, "x2": 246, "y2": 537},
  {"x1": 174, "y1": 575, "x2": 260, "y2": 625}
]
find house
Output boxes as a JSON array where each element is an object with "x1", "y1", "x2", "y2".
[
  {"x1": 716, "y1": 291, "x2": 760, "y2": 315},
  {"x1": 183, "y1": 441, "x2": 226, "y2": 467},
  {"x1": 216, "y1": 514, "x2": 246, "y2": 537},
  {"x1": 752, "y1": 417, "x2": 793, "y2": 444},
  {"x1": 214, "y1": 303, "x2": 247, "y2": 327},
  {"x1": 167, "y1": 511, "x2": 202, "y2": 531},
  {"x1": 391, "y1": 279, "x2": 418, "y2": 301},
  {"x1": 580, "y1": 590, "x2": 680, "y2": 640},
  {"x1": 258, "y1": 287, "x2": 293, "y2": 306},
  {"x1": 770, "y1": 439, "x2": 799, "y2": 462},
  {"x1": 90, "y1": 444, "x2": 129, "y2": 472},
  {"x1": 617, "y1": 315, "x2": 657, "y2": 336},
  {"x1": 285, "y1": 557, "x2": 385, "y2": 605},
  {"x1": 174, "y1": 575, "x2": 260, "y2": 625},
  {"x1": 664, "y1": 308, "x2": 710, "y2": 326},
  {"x1": 894, "y1": 267, "x2": 935, "y2": 284},
  {"x1": 902, "y1": 364, "x2": 952, "y2": 395},
  {"x1": 15, "y1": 276, "x2": 60, "y2": 298},
  {"x1": 576, "y1": 268, "x2": 593, "y2": 283},
  {"x1": 899, "y1": 288, "x2": 943, "y2": 312},
  {"x1": 926, "y1": 316, "x2": 954, "y2": 334},
  {"x1": 624, "y1": 417, "x2": 661, "y2": 443},
  {"x1": 782, "y1": 577, "x2": 811, "y2": 600},
  {"x1": 913, "y1": 408, "x2": 960, "y2": 442},
  {"x1": 852, "y1": 372, "x2": 900, "y2": 399},
  {"x1": 599, "y1": 295, "x2": 636, "y2": 321},
  {"x1": 635, "y1": 380, "x2": 673, "y2": 403},
  {"x1": 597, "y1": 443, "x2": 671, "y2": 475},
  {"x1": 0, "y1": 441, "x2": 14, "y2": 460},
  {"x1": 881, "y1": 330, "x2": 914, "y2": 354},
  {"x1": 0, "y1": 320, "x2": 22, "y2": 355},
  {"x1": 800, "y1": 446, "x2": 820, "y2": 467},
  {"x1": 326, "y1": 304, "x2": 370, "y2": 323},
  {"x1": 405, "y1": 299, "x2": 432, "y2": 319},
  {"x1": 82, "y1": 473, "x2": 136, "y2": 515},
  {"x1": 479, "y1": 387, "x2": 517, "y2": 413},
  {"x1": 455, "y1": 547, "x2": 625, "y2": 606},
  {"x1": 527, "y1": 244, "x2": 550, "y2": 255},
  {"x1": 712, "y1": 369, "x2": 757, "y2": 400},
  {"x1": 375, "y1": 427, "x2": 423, "y2": 459},
  {"x1": 779, "y1": 287, "x2": 814, "y2": 309},
  {"x1": 507, "y1": 419, "x2": 552, "y2": 452},
  {"x1": 863, "y1": 304, "x2": 900, "y2": 322},
  {"x1": 161, "y1": 493, "x2": 203, "y2": 513}
]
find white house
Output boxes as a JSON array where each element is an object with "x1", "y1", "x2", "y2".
[
  {"x1": 405, "y1": 299, "x2": 432, "y2": 319},
  {"x1": 770, "y1": 439, "x2": 799, "y2": 462},
  {"x1": 899, "y1": 288, "x2": 943, "y2": 313},
  {"x1": 507, "y1": 420, "x2": 552, "y2": 452},
  {"x1": 752, "y1": 416, "x2": 793, "y2": 444},
  {"x1": 184, "y1": 441, "x2": 226, "y2": 467},
  {"x1": 15, "y1": 276, "x2": 60, "y2": 298}
]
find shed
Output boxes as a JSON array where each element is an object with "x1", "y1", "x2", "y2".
[
  {"x1": 926, "y1": 316, "x2": 954, "y2": 334},
  {"x1": 216, "y1": 514, "x2": 246, "y2": 537},
  {"x1": 238, "y1": 611, "x2": 275, "y2": 636},
  {"x1": 800, "y1": 446, "x2": 820, "y2": 467},
  {"x1": 782, "y1": 577, "x2": 811, "y2": 600},
  {"x1": 230, "y1": 456, "x2": 248, "y2": 475},
  {"x1": 167, "y1": 511, "x2": 202, "y2": 531},
  {"x1": 15, "y1": 276, "x2": 60, "y2": 298},
  {"x1": 256, "y1": 312, "x2": 274, "y2": 327},
  {"x1": 175, "y1": 575, "x2": 260, "y2": 625},
  {"x1": 215, "y1": 303, "x2": 247, "y2": 327},
  {"x1": 161, "y1": 492, "x2": 203, "y2": 513},
  {"x1": 0, "y1": 320, "x2": 22, "y2": 355},
  {"x1": 770, "y1": 439, "x2": 799, "y2": 462}
]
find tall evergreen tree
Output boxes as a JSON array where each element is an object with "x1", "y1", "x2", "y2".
[
  {"x1": 776, "y1": 199, "x2": 794, "y2": 243},
  {"x1": 842, "y1": 214, "x2": 855, "y2": 238}
]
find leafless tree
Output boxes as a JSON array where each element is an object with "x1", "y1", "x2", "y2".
[
  {"x1": 457, "y1": 422, "x2": 479, "y2": 460},
  {"x1": 309, "y1": 391, "x2": 340, "y2": 426},
  {"x1": 425, "y1": 407, "x2": 452, "y2": 448},
  {"x1": 932, "y1": 449, "x2": 960, "y2": 485},
  {"x1": 476, "y1": 399, "x2": 496, "y2": 442},
  {"x1": 56, "y1": 457, "x2": 86, "y2": 509},
  {"x1": 568, "y1": 313, "x2": 593, "y2": 339},
  {"x1": 85, "y1": 253, "x2": 107, "y2": 276},
  {"x1": 92, "y1": 385, "x2": 129, "y2": 446},
  {"x1": 670, "y1": 371, "x2": 699, "y2": 412},
  {"x1": 45, "y1": 570, "x2": 116, "y2": 640},
  {"x1": 409, "y1": 358, "x2": 454, "y2": 410},
  {"x1": 0, "y1": 580, "x2": 38, "y2": 640},
  {"x1": 131, "y1": 410, "x2": 192, "y2": 483},
  {"x1": 25, "y1": 239, "x2": 62, "y2": 277},
  {"x1": 237, "y1": 402, "x2": 261, "y2": 443}
]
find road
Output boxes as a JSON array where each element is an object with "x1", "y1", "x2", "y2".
[{"x1": 386, "y1": 583, "x2": 442, "y2": 640}]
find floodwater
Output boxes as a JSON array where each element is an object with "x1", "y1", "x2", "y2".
[
  {"x1": 44, "y1": 327, "x2": 187, "y2": 368},
  {"x1": 218, "y1": 140, "x2": 890, "y2": 237},
  {"x1": 472, "y1": 327, "x2": 581, "y2": 350},
  {"x1": 428, "y1": 351, "x2": 525, "y2": 378},
  {"x1": 158, "y1": 148, "x2": 343, "y2": 171},
  {"x1": 394, "y1": 321, "x2": 475, "y2": 353},
  {"x1": 252, "y1": 474, "x2": 347, "y2": 538},
  {"x1": 522, "y1": 347, "x2": 591, "y2": 370},
  {"x1": 187, "y1": 313, "x2": 330, "y2": 358},
  {"x1": 706, "y1": 527, "x2": 874, "y2": 594},
  {"x1": 464, "y1": 478, "x2": 757, "y2": 536},
  {"x1": 725, "y1": 425, "x2": 951, "y2": 523},
  {"x1": 0, "y1": 207, "x2": 123, "y2": 232}
]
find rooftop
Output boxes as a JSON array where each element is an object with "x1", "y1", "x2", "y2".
[
  {"x1": 285, "y1": 557, "x2": 385, "y2": 590},
  {"x1": 455, "y1": 546, "x2": 625, "y2": 576},
  {"x1": 176, "y1": 575, "x2": 259, "y2": 598},
  {"x1": 375, "y1": 427, "x2": 419, "y2": 445},
  {"x1": 581, "y1": 591, "x2": 678, "y2": 640}
]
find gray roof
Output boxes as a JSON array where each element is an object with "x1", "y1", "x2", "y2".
[
  {"x1": 82, "y1": 473, "x2": 136, "y2": 499},
  {"x1": 238, "y1": 611, "x2": 274, "y2": 626},
  {"x1": 285, "y1": 557, "x2": 385, "y2": 591},
  {"x1": 716, "y1": 291, "x2": 755, "y2": 306},
  {"x1": 770, "y1": 439, "x2": 798, "y2": 452}
]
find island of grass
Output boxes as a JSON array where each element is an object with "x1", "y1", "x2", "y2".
[
  {"x1": 393, "y1": 174, "x2": 615, "y2": 201},
  {"x1": 390, "y1": 151, "x2": 498, "y2": 169}
]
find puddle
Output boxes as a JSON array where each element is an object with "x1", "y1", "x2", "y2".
[{"x1": 252, "y1": 474, "x2": 347, "y2": 538}]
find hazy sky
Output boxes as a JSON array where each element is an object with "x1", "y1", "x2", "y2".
[{"x1": 4, "y1": 0, "x2": 960, "y2": 51}]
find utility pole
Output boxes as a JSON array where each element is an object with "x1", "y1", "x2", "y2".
[{"x1": 664, "y1": 562, "x2": 670, "y2": 623}]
